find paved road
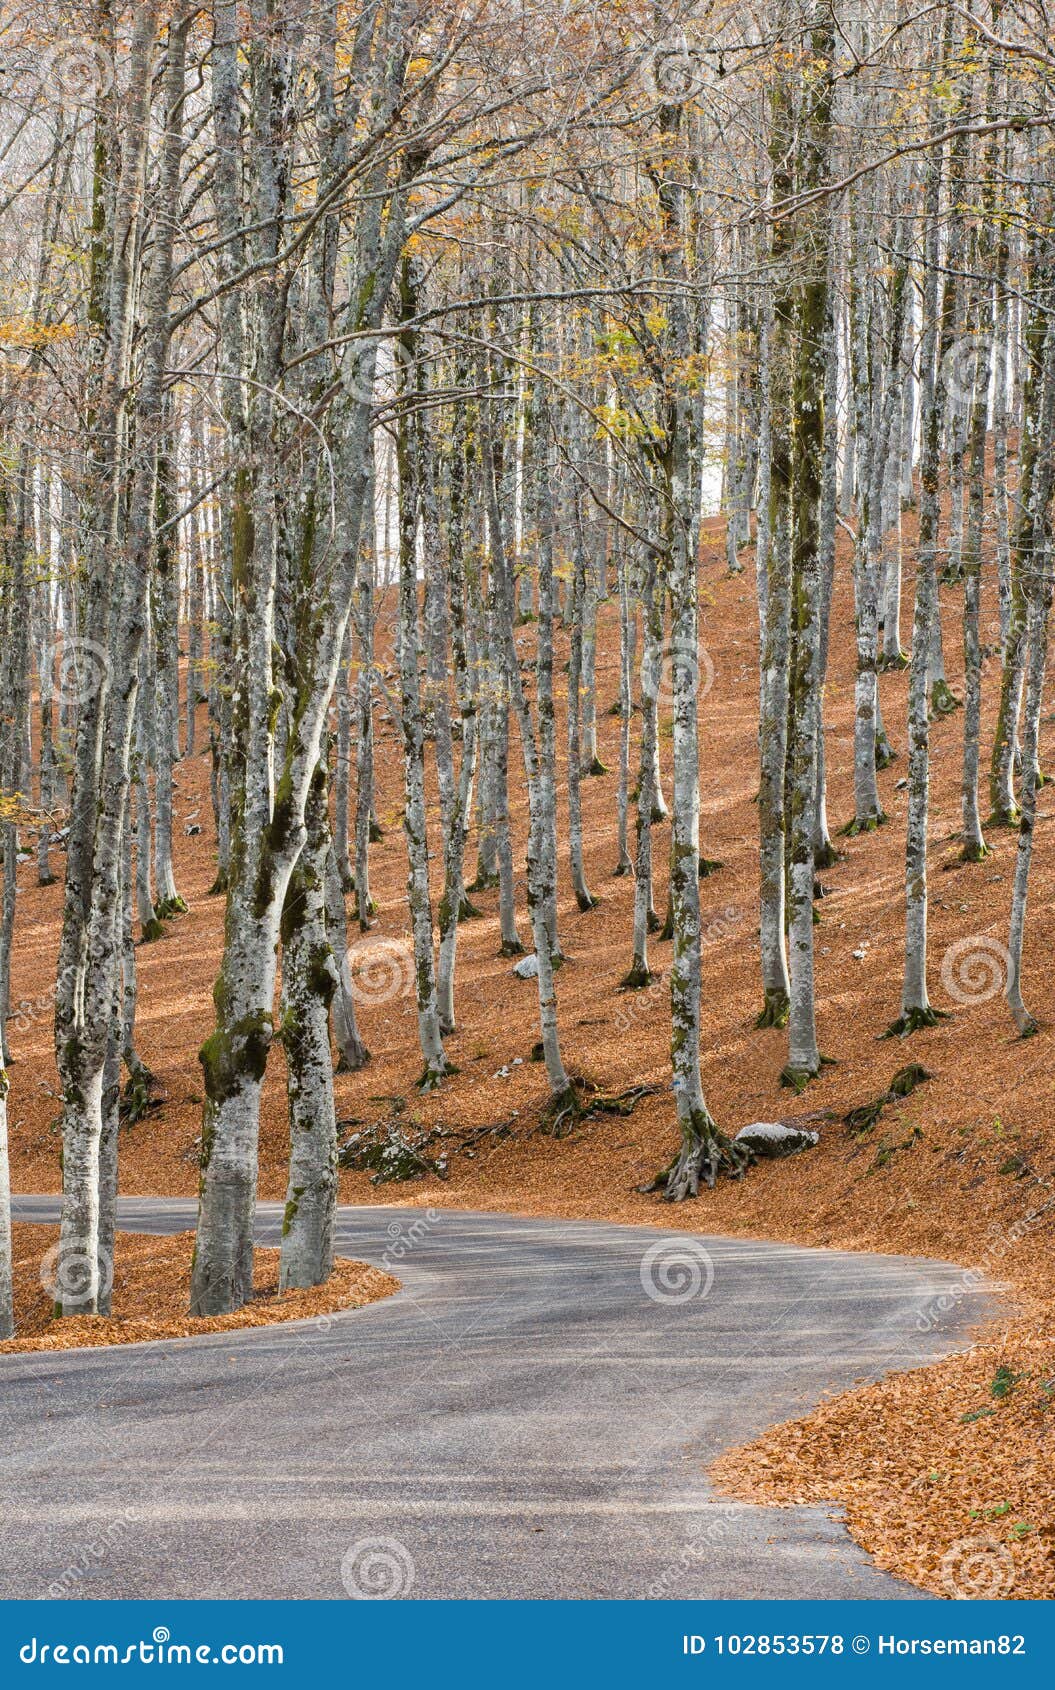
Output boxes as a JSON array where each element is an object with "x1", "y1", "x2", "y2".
[{"x1": 3, "y1": 1198, "x2": 991, "y2": 1600}]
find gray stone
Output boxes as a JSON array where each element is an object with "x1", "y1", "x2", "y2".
[{"x1": 734, "y1": 1120, "x2": 819, "y2": 1159}]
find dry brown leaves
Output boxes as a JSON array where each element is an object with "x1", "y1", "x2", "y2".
[{"x1": 1, "y1": 1224, "x2": 399, "y2": 1355}]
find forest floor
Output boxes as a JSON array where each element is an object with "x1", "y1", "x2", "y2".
[
  {"x1": 1, "y1": 1223, "x2": 398, "y2": 1355},
  {"x1": 6, "y1": 509, "x2": 1055, "y2": 1595}
]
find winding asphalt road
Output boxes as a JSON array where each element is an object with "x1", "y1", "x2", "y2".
[{"x1": 2, "y1": 1199, "x2": 992, "y2": 1600}]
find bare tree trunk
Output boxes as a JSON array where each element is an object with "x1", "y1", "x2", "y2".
[{"x1": 279, "y1": 762, "x2": 339, "y2": 1288}]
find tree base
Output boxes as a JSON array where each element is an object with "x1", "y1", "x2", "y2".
[
  {"x1": 754, "y1": 991, "x2": 789, "y2": 1029},
  {"x1": 814, "y1": 839, "x2": 841, "y2": 869},
  {"x1": 584, "y1": 757, "x2": 609, "y2": 776},
  {"x1": 468, "y1": 870, "x2": 500, "y2": 892},
  {"x1": 541, "y1": 1083, "x2": 583, "y2": 1138},
  {"x1": 139, "y1": 916, "x2": 166, "y2": 944},
  {"x1": 155, "y1": 894, "x2": 188, "y2": 919},
  {"x1": 779, "y1": 1056, "x2": 833, "y2": 1093},
  {"x1": 620, "y1": 962, "x2": 656, "y2": 990},
  {"x1": 417, "y1": 1061, "x2": 455, "y2": 1093},
  {"x1": 121, "y1": 1065, "x2": 163, "y2": 1124},
  {"x1": 987, "y1": 804, "x2": 1019, "y2": 829},
  {"x1": 839, "y1": 811, "x2": 886, "y2": 837},
  {"x1": 612, "y1": 858, "x2": 633, "y2": 877},
  {"x1": 639, "y1": 1117, "x2": 748, "y2": 1199},
  {"x1": 459, "y1": 894, "x2": 484, "y2": 920},
  {"x1": 368, "y1": 820, "x2": 385, "y2": 843},
  {"x1": 882, "y1": 1006, "x2": 949, "y2": 1039},
  {"x1": 698, "y1": 856, "x2": 723, "y2": 878},
  {"x1": 499, "y1": 938, "x2": 526, "y2": 958},
  {"x1": 875, "y1": 733, "x2": 897, "y2": 769},
  {"x1": 877, "y1": 650, "x2": 909, "y2": 672},
  {"x1": 335, "y1": 1043, "x2": 371, "y2": 1073},
  {"x1": 959, "y1": 837, "x2": 991, "y2": 863},
  {"x1": 575, "y1": 890, "x2": 599, "y2": 912}
]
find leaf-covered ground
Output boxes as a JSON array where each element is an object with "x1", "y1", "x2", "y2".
[{"x1": 7, "y1": 512, "x2": 1054, "y2": 1591}]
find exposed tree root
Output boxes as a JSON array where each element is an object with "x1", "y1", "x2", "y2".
[
  {"x1": 987, "y1": 804, "x2": 1020, "y2": 829},
  {"x1": 468, "y1": 870, "x2": 500, "y2": 892},
  {"x1": 882, "y1": 1005, "x2": 949, "y2": 1038},
  {"x1": 639, "y1": 1113, "x2": 749, "y2": 1199},
  {"x1": 754, "y1": 991, "x2": 790, "y2": 1029},
  {"x1": 620, "y1": 963, "x2": 657, "y2": 990},
  {"x1": 845, "y1": 1062, "x2": 932, "y2": 1133},
  {"x1": 839, "y1": 811, "x2": 887, "y2": 837},
  {"x1": 155, "y1": 895, "x2": 188, "y2": 918},
  {"x1": 120, "y1": 1065, "x2": 164, "y2": 1125}
]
